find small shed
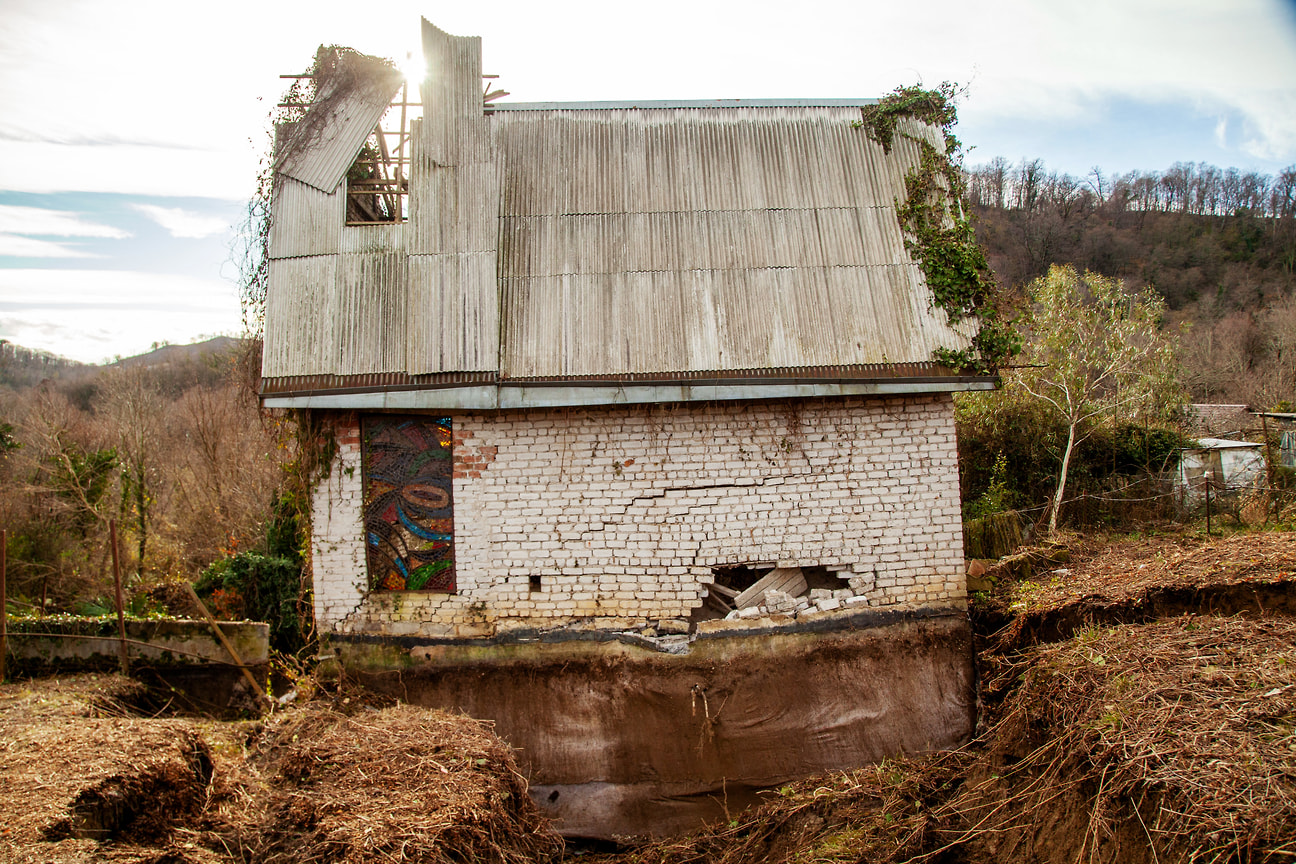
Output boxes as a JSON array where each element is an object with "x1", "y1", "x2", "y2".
[{"x1": 1176, "y1": 438, "x2": 1266, "y2": 502}]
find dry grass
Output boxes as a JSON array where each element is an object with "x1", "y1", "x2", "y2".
[
  {"x1": 958, "y1": 614, "x2": 1296, "y2": 862},
  {"x1": 213, "y1": 703, "x2": 565, "y2": 864},
  {"x1": 0, "y1": 678, "x2": 562, "y2": 864},
  {"x1": 4, "y1": 530, "x2": 1295, "y2": 864},
  {"x1": 989, "y1": 529, "x2": 1296, "y2": 614},
  {"x1": 596, "y1": 610, "x2": 1296, "y2": 863},
  {"x1": 0, "y1": 675, "x2": 235, "y2": 864}
]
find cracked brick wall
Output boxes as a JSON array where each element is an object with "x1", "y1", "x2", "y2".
[{"x1": 311, "y1": 395, "x2": 967, "y2": 637}]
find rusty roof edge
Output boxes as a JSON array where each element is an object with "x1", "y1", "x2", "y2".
[
  {"x1": 260, "y1": 364, "x2": 996, "y2": 397},
  {"x1": 259, "y1": 377, "x2": 997, "y2": 410},
  {"x1": 488, "y1": 99, "x2": 879, "y2": 111}
]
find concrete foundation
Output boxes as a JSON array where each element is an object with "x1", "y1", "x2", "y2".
[
  {"x1": 327, "y1": 609, "x2": 975, "y2": 838},
  {"x1": 5, "y1": 619, "x2": 271, "y2": 716}
]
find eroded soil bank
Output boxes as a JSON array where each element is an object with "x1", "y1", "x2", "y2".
[{"x1": 336, "y1": 613, "x2": 975, "y2": 838}]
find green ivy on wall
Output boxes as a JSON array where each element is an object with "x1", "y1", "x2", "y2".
[{"x1": 858, "y1": 84, "x2": 1020, "y2": 374}]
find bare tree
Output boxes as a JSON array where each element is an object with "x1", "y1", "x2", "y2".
[{"x1": 101, "y1": 367, "x2": 163, "y2": 580}]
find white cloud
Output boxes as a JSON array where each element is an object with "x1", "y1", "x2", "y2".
[
  {"x1": 0, "y1": 0, "x2": 1293, "y2": 201},
  {"x1": 0, "y1": 204, "x2": 128, "y2": 238},
  {"x1": 0, "y1": 234, "x2": 98, "y2": 258},
  {"x1": 0, "y1": 138, "x2": 258, "y2": 198},
  {"x1": 130, "y1": 203, "x2": 230, "y2": 239},
  {"x1": 0, "y1": 268, "x2": 242, "y2": 362}
]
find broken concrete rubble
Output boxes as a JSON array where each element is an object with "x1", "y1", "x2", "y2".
[
  {"x1": 697, "y1": 566, "x2": 899, "y2": 626},
  {"x1": 764, "y1": 589, "x2": 799, "y2": 614}
]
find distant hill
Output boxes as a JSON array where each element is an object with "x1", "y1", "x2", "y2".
[
  {"x1": 963, "y1": 158, "x2": 1296, "y2": 407},
  {"x1": 112, "y1": 336, "x2": 242, "y2": 370},
  {"x1": 0, "y1": 341, "x2": 90, "y2": 389},
  {"x1": 0, "y1": 336, "x2": 245, "y2": 394}
]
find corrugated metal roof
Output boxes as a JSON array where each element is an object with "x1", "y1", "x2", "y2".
[
  {"x1": 260, "y1": 19, "x2": 982, "y2": 403},
  {"x1": 267, "y1": 176, "x2": 343, "y2": 259},
  {"x1": 1189, "y1": 438, "x2": 1263, "y2": 449},
  {"x1": 490, "y1": 108, "x2": 969, "y2": 379},
  {"x1": 273, "y1": 62, "x2": 404, "y2": 194},
  {"x1": 263, "y1": 256, "x2": 339, "y2": 377},
  {"x1": 407, "y1": 251, "x2": 499, "y2": 373}
]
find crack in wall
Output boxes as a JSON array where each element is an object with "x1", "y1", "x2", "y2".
[{"x1": 627, "y1": 480, "x2": 765, "y2": 508}]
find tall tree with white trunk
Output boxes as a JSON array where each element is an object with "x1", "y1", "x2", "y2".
[{"x1": 1014, "y1": 265, "x2": 1182, "y2": 533}]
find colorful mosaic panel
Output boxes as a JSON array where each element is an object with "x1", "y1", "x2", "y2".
[{"x1": 361, "y1": 415, "x2": 455, "y2": 592}]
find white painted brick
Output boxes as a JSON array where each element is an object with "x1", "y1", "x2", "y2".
[{"x1": 311, "y1": 396, "x2": 967, "y2": 632}]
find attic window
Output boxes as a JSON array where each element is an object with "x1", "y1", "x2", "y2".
[{"x1": 346, "y1": 81, "x2": 420, "y2": 224}]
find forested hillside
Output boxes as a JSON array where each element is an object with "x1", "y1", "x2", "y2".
[
  {"x1": 0, "y1": 341, "x2": 89, "y2": 391},
  {"x1": 966, "y1": 159, "x2": 1296, "y2": 408},
  {"x1": 0, "y1": 339, "x2": 291, "y2": 623}
]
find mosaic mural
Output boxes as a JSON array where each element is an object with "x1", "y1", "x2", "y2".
[{"x1": 361, "y1": 415, "x2": 455, "y2": 591}]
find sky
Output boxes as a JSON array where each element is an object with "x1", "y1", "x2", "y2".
[{"x1": 1, "y1": 0, "x2": 1294, "y2": 364}]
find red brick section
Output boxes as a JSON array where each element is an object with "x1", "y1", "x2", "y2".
[
  {"x1": 453, "y1": 429, "x2": 496, "y2": 480},
  {"x1": 335, "y1": 413, "x2": 361, "y2": 447}
]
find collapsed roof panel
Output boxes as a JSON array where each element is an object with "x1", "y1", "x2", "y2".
[{"x1": 273, "y1": 53, "x2": 405, "y2": 195}]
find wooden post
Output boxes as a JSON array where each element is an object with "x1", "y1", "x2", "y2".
[
  {"x1": 1205, "y1": 470, "x2": 1213, "y2": 537},
  {"x1": 1261, "y1": 413, "x2": 1277, "y2": 525},
  {"x1": 1, "y1": 528, "x2": 7, "y2": 683},
  {"x1": 110, "y1": 520, "x2": 129, "y2": 676},
  {"x1": 182, "y1": 582, "x2": 271, "y2": 708}
]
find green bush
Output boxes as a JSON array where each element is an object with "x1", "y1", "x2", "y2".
[
  {"x1": 196, "y1": 552, "x2": 304, "y2": 654},
  {"x1": 957, "y1": 391, "x2": 1192, "y2": 527}
]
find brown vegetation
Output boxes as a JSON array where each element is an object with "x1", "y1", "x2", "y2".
[
  {"x1": 587, "y1": 528, "x2": 1296, "y2": 864},
  {"x1": 0, "y1": 680, "x2": 563, "y2": 864},
  {"x1": 4, "y1": 530, "x2": 1295, "y2": 864},
  {"x1": 966, "y1": 158, "x2": 1296, "y2": 409},
  {"x1": 0, "y1": 339, "x2": 288, "y2": 618}
]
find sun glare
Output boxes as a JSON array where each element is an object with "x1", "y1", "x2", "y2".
[{"x1": 401, "y1": 51, "x2": 426, "y2": 83}]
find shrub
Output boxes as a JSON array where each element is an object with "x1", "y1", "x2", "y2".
[{"x1": 196, "y1": 552, "x2": 304, "y2": 654}]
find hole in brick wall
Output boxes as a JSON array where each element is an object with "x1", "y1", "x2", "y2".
[
  {"x1": 690, "y1": 564, "x2": 776, "y2": 625},
  {"x1": 691, "y1": 564, "x2": 845, "y2": 625},
  {"x1": 801, "y1": 566, "x2": 839, "y2": 591},
  {"x1": 710, "y1": 564, "x2": 771, "y2": 595},
  {"x1": 529, "y1": 574, "x2": 542, "y2": 594}
]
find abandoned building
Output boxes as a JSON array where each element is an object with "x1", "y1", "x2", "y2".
[{"x1": 259, "y1": 19, "x2": 996, "y2": 837}]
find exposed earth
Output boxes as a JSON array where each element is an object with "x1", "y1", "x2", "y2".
[{"x1": 2, "y1": 527, "x2": 1294, "y2": 863}]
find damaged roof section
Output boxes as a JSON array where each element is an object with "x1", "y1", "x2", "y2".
[
  {"x1": 260, "y1": 19, "x2": 992, "y2": 408},
  {"x1": 273, "y1": 49, "x2": 405, "y2": 194}
]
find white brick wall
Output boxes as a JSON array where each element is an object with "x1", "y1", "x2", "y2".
[{"x1": 310, "y1": 395, "x2": 967, "y2": 637}]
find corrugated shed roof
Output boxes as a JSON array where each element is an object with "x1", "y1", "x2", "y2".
[
  {"x1": 260, "y1": 20, "x2": 986, "y2": 405},
  {"x1": 490, "y1": 107, "x2": 970, "y2": 379}
]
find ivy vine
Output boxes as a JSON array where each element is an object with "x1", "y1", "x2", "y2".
[
  {"x1": 858, "y1": 84, "x2": 1019, "y2": 375},
  {"x1": 235, "y1": 45, "x2": 397, "y2": 337}
]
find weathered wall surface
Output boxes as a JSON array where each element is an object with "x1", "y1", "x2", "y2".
[
  {"x1": 331, "y1": 612, "x2": 976, "y2": 838},
  {"x1": 311, "y1": 394, "x2": 965, "y2": 635},
  {"x1": 6, "y1": 619, "x2": 269, "y2": 670}
]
